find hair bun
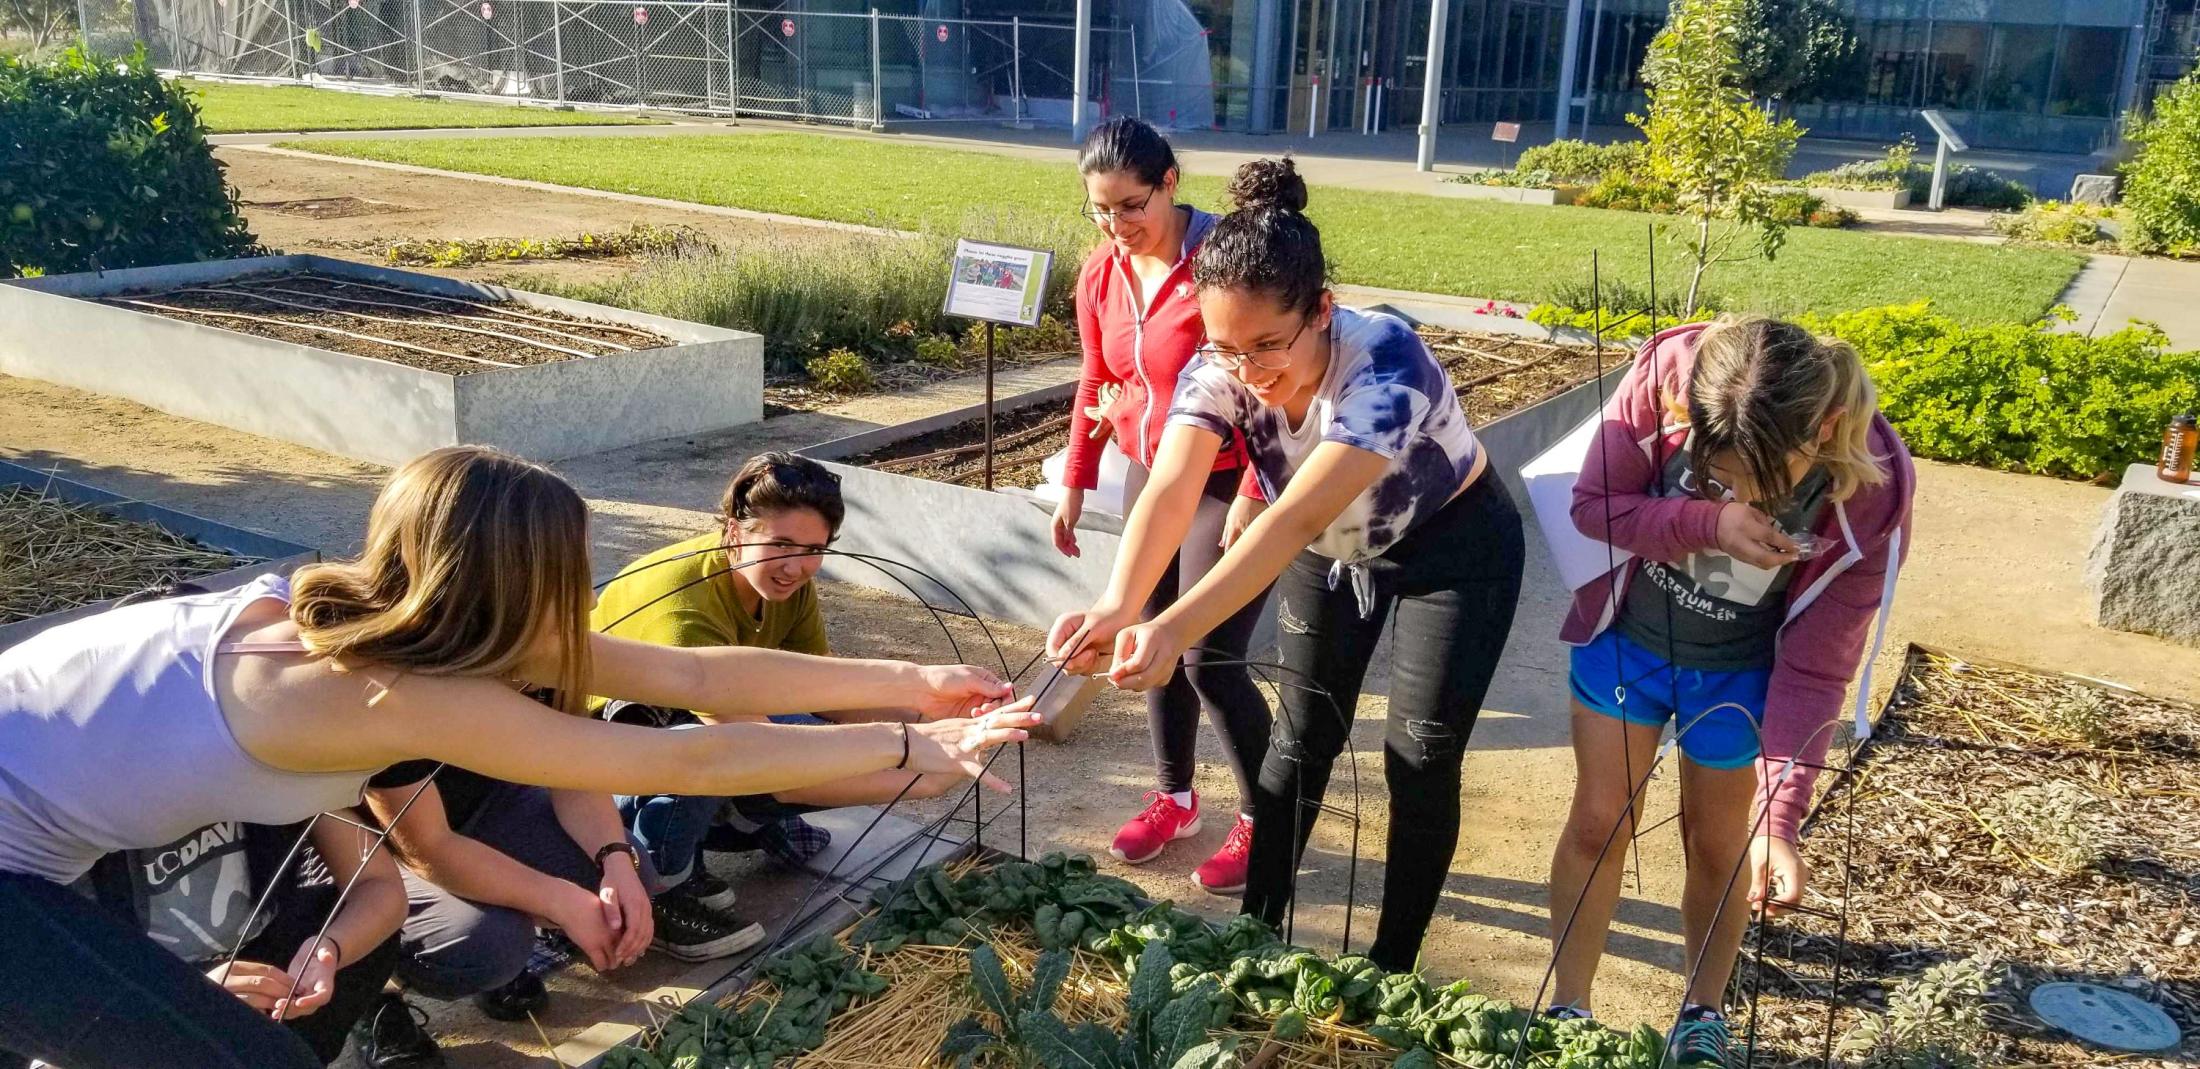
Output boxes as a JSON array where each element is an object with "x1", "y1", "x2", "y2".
[{"x1": 1226, "y1": 157, "x2": 1308, "y2": 214}]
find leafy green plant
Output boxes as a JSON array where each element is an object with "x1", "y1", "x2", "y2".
[
  {"x1": 1766, "y1": 190, "x2": 1857, "y2": 229},
  {"x1": 1837, "y1": 954, "x2": 1995, "y2": 1069},
  {"x1": 1516, "y1": 139, "x2": 1647, "y2": 185},
  {"x1": 1446, "y1": 167, "x2": 1561, "y2": 190},
  {"x1": 604, "y1": 934, "x2": 889, "y2": 1069},
  {"x1": 383, "y1": 224, "x2": 710, "y2": 268},
  {"x1": 1979, "y1": 782, "x2": 2107, "y2": 876},
  {"x1": 942, "y1": 945, "x2": 1073, "y2": 1068},
  {"x1": 916, "y1": 334, "x2": 965, "y2": 368},
  {"x1": 807, "y1": 348, "x2": 878, "y2": 393},
  {"x1": 1017, "y1": 942, "x2": 1237, "y2": 1069},
  {"x1": 2122, "y1": 66, "x2": 2200, "y2": 257},
  {"x1": 1797, "y1": 302, "x2": 2200, "y2": 480},
  {"x1": 1991, "y1": 200, "x2": 2117, "y2": 248},
  {"x1": 2039, "y1": 691, "x2": 2113, "y2": 748},
  {"x1": 1633, "y1": 0, "x2": 1804, "y2": 311},
  {"x1": 1576, "y1": 172, "x2": 1679, "y2": 214},
  {"x1": 2, "y1": 47, "x2": 259, "y2": 277}
]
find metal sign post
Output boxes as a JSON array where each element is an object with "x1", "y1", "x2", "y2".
[
  {"x1": 1918, "y1": 108, "x2": 1969, "y2": 212},
  {"x1": 943, "y1": 240, "x2": 1056, "y2": 492},
  {"x1": 1492, "y1": 119, "x2": 1520, "y2": 169}
]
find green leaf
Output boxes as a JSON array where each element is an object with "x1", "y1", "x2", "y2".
[
  {"x1": 968, "y1": 944, "x2": 1017, "y2": 1023},
  {"x1": 1019, "y1": 1011, "x2": 1116, "y2": 1069},
  {"x1": 1126, "y1": 942, "x2": 1176, "y2": 1020},
  {"x1": 1166, "y1": 1040, "x2": 1232, "y2": 1069},
  {"x1": 942, "y1": 1017, "x2": 1000, "y2": 1060},
  {"x1": 1027, "y1": 949, "x2": 1073, "y2": 1016}
]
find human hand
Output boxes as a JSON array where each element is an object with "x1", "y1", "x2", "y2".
[
  {"x1": 905, "y1": 708, "x2": 1039, "y2": 791},
  {"x1": 1749, "y1": 835, "x2": 1808, "y2": 917},
  {"x1": 1052, "y1": 488, "x2": 1085, "y2": 558},
  {"x1": 907, "y1": 664, "x2": 1014, "y2": 720},
  {"x1": 1046, "y1": 605, "x2": 1138, "y2": 676},
  {"x1": 1715, "y1": 502, "x2": 1798, "y2": 569},
  {"x1": 207, "y1": 960, "x2": 302, "y2": 1016},
  {"x1": 272, "y1": 937, "x2": 342, "y2": 1020},
  {"x1": 901, "y1": 771, "x2": 971, "y2": 800},
  {"x1": 1106, "y1": 621, "x2": 1186, "y2": 692},
  {"x1": 599, "y1": 857, "x2": 654, "y2": 968},
  {"x1": 550, "y1": 882, "x2": 624, "y2": 974},
  {"x1": 1221, "y1": 495, "x2": 1266, "y2": 550}
]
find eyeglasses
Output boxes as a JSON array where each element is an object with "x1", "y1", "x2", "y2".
[
  {"x1": 1080, "y1": 188, "x2": 1157, "y2": 224},
  {"x1": 1196, "y1": 318, "x2": 1310, "y2": 371}
]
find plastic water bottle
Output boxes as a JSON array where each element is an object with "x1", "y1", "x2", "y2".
[{"x1": 2161, "y1": 413, "x2": 2197, "y2": 485}]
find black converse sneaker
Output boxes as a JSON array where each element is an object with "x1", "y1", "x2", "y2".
[
  {"x1": 350, "y1": 994, "x2": 445, "y2": 1068},
  {"x1": 675, "y1": 869, "x2": 739, "y2": 912},
  {"x1": 651, "y1": 894, "x2": 765, "y2": 962}
]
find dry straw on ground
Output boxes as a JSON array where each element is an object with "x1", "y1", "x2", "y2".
[{"x1": 0, "y1": 486, "x2": 248, "y2": 625}]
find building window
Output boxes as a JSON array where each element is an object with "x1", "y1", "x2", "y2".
[
  {"x1": 1922, "y1": 20, "x2": 1986, "y2": 110},
  {"x1": 2050, "y1": 25, "x2": 2125, "y2": 117},
  {"x1": 1981, "y1": 23, "x2": 2054, "y2": 113}
]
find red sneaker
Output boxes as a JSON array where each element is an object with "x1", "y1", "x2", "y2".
[
  {"x1": 1110, "y1": 791, "x2": 1201, "y2": 864},
  {"x1": 1192, "y1": 814, "x2": 1254, "y2": 895}
]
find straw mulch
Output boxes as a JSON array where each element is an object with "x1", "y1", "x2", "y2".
[
  {"x1": 1734, "y1": 649, "x2": 2200, "y2": 1066},
  {"x1": 0, "y1": 486, "x2": 248, "y2": 625}
]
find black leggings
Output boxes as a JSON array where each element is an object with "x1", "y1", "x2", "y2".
[
  {"x1": 1144, "y1": 466, "x2": 1272, "y2": 805},
  {"x1": 1241, "y1": 474, "x2": 1525, "y2": 972}
]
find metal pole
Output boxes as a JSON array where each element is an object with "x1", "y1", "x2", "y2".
[
  {"x1": 1304, "y1": 0, "x2": 1323, "y2": 136},
  {"x1": 1129, "y1": 22, "x2": 1141, "y2": 120},
  {"x1": 76, "y1": 0, "x2": 94, "y2": 50},
  {"x1": 633, "y1": 12, "x2": 644, "y2": 107},
  {"x1": 1071, "y1": 0, "x2": 1091, "y2": 140},
  {"x1": 1553, "y1": 0, "x2": 1583, "y2": 138},
  {"x1": 1414, "y1": 0, "x2": 1447, "y2": 171},
  {"x1": 551, "y1": 0, "x2": 565, "y2": 102},
  {"x1": 1323, "y1": 0, "x2": 1340, "y2": 133},
  {"x1": 869, "y1": 8, "x2": 883, "y2": 129},
  {"x1": 1579, "y1": 0, "x2": 1604, "y2": 133},
  {"x1": 1011, "y1": 15, "x2": 1023, "y2": 124},
  {"x1": 1930, "y1": 136, "x2": 1949, "y2": 210},
  {"x1": 412, "y1": 0, "x2": 427, "y2": 89},
  {"x1": 983, "y1": 321, "x2": 997, "y2": 491}
]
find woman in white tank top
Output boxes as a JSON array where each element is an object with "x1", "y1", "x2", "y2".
[{"x1": 0, "y1": 445, "x2": 1038, "y2": 1069}]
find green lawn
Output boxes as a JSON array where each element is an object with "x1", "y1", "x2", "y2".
[
  {"x1": 286, "y1": 133, "x2": 2083, "y2": 324},
  {"x1": 186, "y1": 80, "x2": 659, "y2": 133}
]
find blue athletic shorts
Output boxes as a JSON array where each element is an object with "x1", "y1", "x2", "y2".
[{"x1": 1567, "y1": 629, "x2": 1771, "y2": 769}]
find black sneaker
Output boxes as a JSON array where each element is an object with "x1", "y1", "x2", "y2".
[
  {"x1": 652, "y1": 894, "x2": 766, "y2": 962},
  {"x1": 674, "y1": 869, "x2": 738, "y2": 912},
  {"x1": 351, "y1": 994, "x2": 444, "y2": 1068},
  {"x1": 473, "y1": 969, "x2": 549, "y2": 1022}
]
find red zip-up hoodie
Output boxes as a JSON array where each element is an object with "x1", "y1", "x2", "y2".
[{"x1": 1064, "y1": 207, "x2": 1254, "y2": 494}]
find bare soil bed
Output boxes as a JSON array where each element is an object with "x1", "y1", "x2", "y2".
[
  {"x1": 847, "y1": 330, "x2": 1604, "y2": 488},
  {"x1": 0, "y1": 486, "x2": 250, "y2": 625},
  {"x1": 102, "y1": 272, "x2": 671, "y2": 376},
  {"x1": 1736, "y1": 647, "x2": 2198, "y2": 1065}
]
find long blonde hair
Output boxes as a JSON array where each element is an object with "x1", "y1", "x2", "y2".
[
  {"x1": 1682, "y1": 315, "x2": 1886, "y2": 505},
  {"x1": 289, "y1": 446, "x2": 594, "y2": 716}
]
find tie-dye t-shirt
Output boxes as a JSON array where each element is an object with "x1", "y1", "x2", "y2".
[{"x1": 1168, "y1": 306, "x2": 1481, "y2": 564}]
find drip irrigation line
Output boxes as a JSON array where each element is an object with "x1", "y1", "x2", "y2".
[
  {"x1": 112, "y1": 298, "x2": 519, "y2": 369},
  {"x1": 242, "y1": 281, "x2": 635, "y2": 352},
  {"x1": 159, "y1": 286, "x2": 608, "y2": 361},
  {"x1": 310, "y1": 276, "x2": 665, "y2": 340}
]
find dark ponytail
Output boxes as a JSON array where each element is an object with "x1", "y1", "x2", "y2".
[
  {"x1": 1193, "y1": 157, "x2": 1326, "y2": 317},
  {"x1": 1078, "y1": 116, "x2": 1178, "y2": 187}
]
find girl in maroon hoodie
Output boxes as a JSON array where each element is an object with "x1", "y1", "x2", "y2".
[
  {"x1": 1545, "y1": 318, "x2": 1914, "y2": 1064},
  {"x1": 1055, "y1": 117, "x2": 1270, "y2": 895}
]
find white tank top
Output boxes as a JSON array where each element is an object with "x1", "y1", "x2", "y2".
[{"x1": 0, "y1": 575, "x2": 373, "y2": 883}]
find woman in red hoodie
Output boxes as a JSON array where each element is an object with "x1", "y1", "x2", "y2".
[
  {"x1": 1054, "y1": 117, "x2": 1269, "y2": 895},
  {"x1": 1543, "y1": 318, "x2": 1914, "y2": 1065}
]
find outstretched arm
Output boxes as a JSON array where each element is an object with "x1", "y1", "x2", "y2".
[
  {"x1": 561, "y1": 634, "x2": 1011, "y2": 722},
  {"x1": 1047, "y1": 424, "x2": 1224, "y2": 672}
]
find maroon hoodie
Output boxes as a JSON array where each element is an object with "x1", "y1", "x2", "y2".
[{"x1": 1559, "y1": 323, "x2": 1915, "y2": 842}]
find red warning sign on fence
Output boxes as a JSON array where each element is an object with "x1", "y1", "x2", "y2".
[
  {"x1": 478, "y1": 1, "x2": 492, "y2": 17},
  {"x1": 935, "y1": 24, "x2": 949, "y2": 42},
  {"x1": 780, "y1": 17, "x2": 795, "y2": 36},
  {"x1": 633, "y1": 6, "x2": 646, "y2": 23},
  {"x1": 347, "y1": 0, "x2": 359, "y2": 8}
]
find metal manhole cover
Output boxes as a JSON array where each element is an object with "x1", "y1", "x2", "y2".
[
  {"x1": 2030, "y1": 982, "x2": 2180, "y2": 1051},
  {"x1": 243, "y1": 197, "x2": 409, "y2": 219}
]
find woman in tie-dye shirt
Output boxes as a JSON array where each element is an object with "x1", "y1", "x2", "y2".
[{"x1": 1049, "y1": 157, "x2": 1526, "y2": 971}]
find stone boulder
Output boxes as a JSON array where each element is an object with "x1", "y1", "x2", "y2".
[{"x1": 2087, "y1": 465, "x2": 2200, "y2": 647}]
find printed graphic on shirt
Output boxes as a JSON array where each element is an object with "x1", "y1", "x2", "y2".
[
  {"x1": 1616, "y1": 442, "x2": 1831, "y2": 670},
  {"x1": 1168, "y1": 307, "x2": 1481, "y2": 564},
  {"x1": 141, "y1": 821, "x2": 271, "y2": 963}
]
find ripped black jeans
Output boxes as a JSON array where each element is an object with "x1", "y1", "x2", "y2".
[{"x1": 1242, "y1": 474, "x2": 1525, "y2": 971}]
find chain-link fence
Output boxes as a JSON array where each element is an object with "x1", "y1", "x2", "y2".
[{"x1": 89, "y1": 0, "x2": 1221, "y2": 130}]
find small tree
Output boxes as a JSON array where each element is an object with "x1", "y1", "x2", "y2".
[
  {"x1": 1634, "y1": 0, "x2": 1803, "y2": 313},
  {"x1": 2123, "y1": 67, "x2": 2200, "y2": 256},
  {"x1": 0, "y1": 0, "x2": 76, "y2": 52},
  {"x1": 1734, "y1": 0, "x2": 1863, "y2": 106}
]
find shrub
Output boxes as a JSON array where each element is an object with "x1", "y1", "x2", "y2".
[
  {"x1": 1, "y1": 48, "x2": 259, "y2": 276},
  {"x1": 805, "y1": 347, "x2": 876, "y2": 393},
  {"x1": 1990, "y1": 200, "x2": 2115, "y2": 248},
  {"x1": 1447, "y1": 167, "x2": 1559, "y2": 189},
  {"x1": 1577, "y1": 172, "x2": 1679, "y2": 214},
  {"x1": 383, "y1": 224, "x2": 709, "y2": 268},
  {"x1": 914, "y1": 334, "x2": 963, "y2": 368},
  {"x1": 1980, "y1": 781, "x2": 2107, "y2": 876},
  {"x1": 1837, "y1": 954, "x2": 1995, "y2": 1069},
  {"x1": 1514, "y1": 139, "x2": 1646, "y2": 185},
  {"x1": 1766, "y1": 190, "x2": 1856, "y2": 229},
  {"x1": 1797, "y1": 302, "x2": 2200, "y2": 480},
  {"x1": 2122, "y1": 67, "x2": 2200, "y2": 257},
  {"x1": 1802, "y1": 138, "x2": 2030, "y2": 210}
]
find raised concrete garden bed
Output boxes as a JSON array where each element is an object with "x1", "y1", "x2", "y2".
[
  {"x1": 0, "y1": 255, "x2": 763, "y2": 466},
  {"x1": 1434, "y1": 179, "x2": 1586, "y2": 206},
  {"x1": 1805, "y1": 185, "x2": 1912, "y2": 210},
  {"x1": 0, "y1": 460, "x2": 318, "y2": 651},
  {"x1": 800, "y1": 303, "x2": 1624, "y2": 633}
]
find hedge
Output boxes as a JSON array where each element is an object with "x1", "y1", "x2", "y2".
[{"x1": 2, "y1": 48, "x2": 258, "y2": 276}]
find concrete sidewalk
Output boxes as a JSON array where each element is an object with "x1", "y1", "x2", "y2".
[{"x1": 2057, "y1": 254, "x2": 2200, "y2": 350}]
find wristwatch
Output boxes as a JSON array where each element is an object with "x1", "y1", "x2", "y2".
[{"x1": 594, "y1": 841, "x2": 640, "y2": 873}]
